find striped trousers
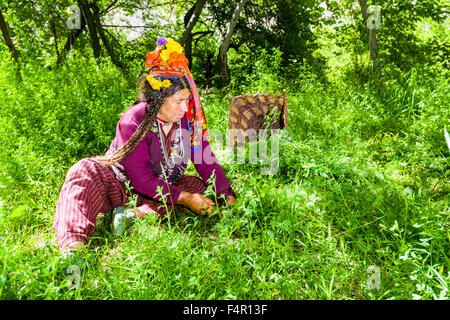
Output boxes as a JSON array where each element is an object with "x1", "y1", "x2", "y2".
[{"x1": 54, "y1": 158, "x2": 207, "y2": 249}]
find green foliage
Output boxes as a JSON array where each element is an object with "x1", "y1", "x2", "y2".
[
  {"x1": 0, "y1": 54, "x2": 136, "y2": 242},
  {"x1": 321, "y1": 0, "x2": 449, "y2": 81},
  {"x1": 0, "y1": 0, "x2": 448, "y2": 301},
  {"x1": 228, "y1": 46, "x2": 285, "y2": 93},
  {"x1": 0, "y1": 45, "x2": 449, "y2": 299}
]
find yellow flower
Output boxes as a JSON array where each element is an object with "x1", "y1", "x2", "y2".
[
  {"x1": 160, "y1": 39, "x2": 183, "y2": 62},
  {"x1": 165, "y1": 38, "x2": 183, "y2": 54},
  {"x1": 146, "y1": 75, "x2": 162, "y2": 90},
  {"x1": 146, "y1": 75, "x2": 171, "y2": 90},
  {"x1": 160, "y1": 49, "x2": 170, "y2": 61}
]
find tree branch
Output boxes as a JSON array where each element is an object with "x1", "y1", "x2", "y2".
[
  {"x1": 102, "y1": 24, "x2": 152, "y2": 28},
  {"x1": 217, "y1": 0, "x2": 249, "y2": 85},
  {"x1": 0, "y1": 8, "x2": 20, "y2": 66},
  {"x1": 179, "y1": 0, "x2": 207, "y2": 46},
  {"x1": 100, "y1": 0, "x2": 121, "y2": 15}
]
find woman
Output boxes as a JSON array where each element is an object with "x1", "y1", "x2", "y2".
[{"x1": 54, "y1": 37, "x2": 236, "y2": 253}]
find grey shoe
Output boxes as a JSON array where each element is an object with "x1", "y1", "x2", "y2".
[{"x1": 112, "y1": 207, "x2": 136, "y2": 235}]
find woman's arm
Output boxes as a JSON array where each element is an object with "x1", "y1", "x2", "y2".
[{"x1": 191, "y1": 137, "x2": 236, "y2": 204}]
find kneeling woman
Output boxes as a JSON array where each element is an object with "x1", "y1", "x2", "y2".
[{"x1": 54, "y1": 37, "x2": 236, "y2": 252}]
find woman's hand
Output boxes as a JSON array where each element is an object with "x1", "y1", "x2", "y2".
[
  {"x1": 226, "y1": 195, "x2": 236, "y2": 207},
  {"x1": 178, "y1": 191, "x2": 215, "y2": 215}
]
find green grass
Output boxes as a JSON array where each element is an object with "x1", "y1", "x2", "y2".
[{"x1": 0, "y1": 53, "x2": 448, "y2": 300}]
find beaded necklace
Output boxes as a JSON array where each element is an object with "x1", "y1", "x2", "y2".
[{"x1": 156, "y1": 116, "x2": 171, "y2": 127}]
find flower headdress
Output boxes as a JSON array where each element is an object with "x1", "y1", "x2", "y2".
[{"x1": 145, "y1": 37, "x2": 208, "y2": 151}]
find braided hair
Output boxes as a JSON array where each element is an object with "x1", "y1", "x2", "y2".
[{"x1": 95, "y1": 72, "x2": 190, "y2": 167}]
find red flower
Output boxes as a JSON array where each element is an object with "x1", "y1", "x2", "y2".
[{"x1": 145, "y1": 50, "x2": 161, "y2": 69}]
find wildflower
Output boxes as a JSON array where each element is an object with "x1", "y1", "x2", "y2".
[
  {"x1": 169, "y1": 51, "x2": 189, "y2": 70},
  {"x1": 146, "y1": 75, "x2": 162, "y2": 90},
  {"x1": 165, "y1": 38, "x2": 183, "y2": 54},
  {"x1": 145, "y1": 50, "x2": 161, "y2": 69},
  {"x1": 162, "y1": 79, "x2": 171, "y2": 87},
  {"x1": 160, "y1": 49, "x2": 170, "y2": 61},
  {"x1": 146, "y1": 75, "x2": 171, "y2": 90},
  {"x1": 157, "y1": 37, "x2": 168, "y2": 47}
]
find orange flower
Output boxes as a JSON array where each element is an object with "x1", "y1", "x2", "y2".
[
  {"x1": 169, "y1": 52, "x2": 189, "y2": 70},
  {"x1": 145, "y1": 50, "x2": 161, "y2": 69}
]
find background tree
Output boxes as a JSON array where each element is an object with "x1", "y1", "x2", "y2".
[
  {"x1": 217, "y1": 0, "x2": 249, "y2": 86},
  {"x1": 0, "y1": 0, "x2": 447, "y2": 86},
  {"x1": 178, "y1": 0, "x2": 207, "y2": 64},
  {"x1": 358, "y1": 0, "x2": 380, "y2": 74},
  {"x1": 329, "y1": 0, "x2": 448, "y2": 82},
  {"x1": 0, "y1": 7, "x2": 20, "y2": 72}
]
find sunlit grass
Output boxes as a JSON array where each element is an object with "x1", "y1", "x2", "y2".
[{"x1": 0, "y1": 52, "x2": 448, "y2": 300}]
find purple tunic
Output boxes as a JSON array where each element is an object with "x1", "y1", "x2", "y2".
[{"x1": 106, "y1": 102, "x2": 234, "y2": 205}]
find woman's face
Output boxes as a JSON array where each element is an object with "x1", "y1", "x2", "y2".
[{"x1": 157, "y1": 88, "x2": 191, "y2": 123}]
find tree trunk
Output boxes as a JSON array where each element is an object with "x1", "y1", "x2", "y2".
[
  {"x1": 179, "y1": 0, "x2": 207, "y2": 63},
  {"x1": 198, "y1": 51, "x2": 214, "y2": 88},
  {"x1": 57, "y1": 10, "x2": 86, "y2": 66},
  {"x1": 50, "y1": 17, "x2": 61, "y2": 66},
  {"x1": 180, "y1": 4, "x2": 195, "y2": 63},
  {"x1": 0, "y1": 9, "x2": 20, "y2": 67},
  {"x1": 91, "y1": 2, "x2": 127, "y2": 73},
  {"x1": 58, "y1": 25, "x2": 86, "y2": 65},
  {"x1": 358, "y1": 0, "x2": 381, "y2": 74},
  {"x1": 217, "y1": 0, "x2": 249, "y2": 86},
  {"x1": 184, "y1": 32, "x2": 193, "y2": 65},
  {"x1": 79, "y1": 0, "x2": 101, "y2": 59}
]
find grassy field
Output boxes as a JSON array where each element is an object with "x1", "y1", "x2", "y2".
[{"x1": 0, "y1": 54, "x2": 448, "y2": 300}]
